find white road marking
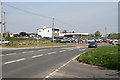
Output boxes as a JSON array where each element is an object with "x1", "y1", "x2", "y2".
[
  {"x1": 47, "y1": 52, "x2": 56, "y2": 55},
  {"x1": 6, "y1": 53, "x2": 16, "y2": 56},
  {"x1": 31, "y1": 54, "x2": 43, "y2": 58},
  {"x1": 45, "y1": 51, "x2": 87, "y2": 78},
  {"x1": 28, "y1": 51, "x2": 34, "y2": 53},
  {"x1": 38, "y1": 50, "x2": 43, "y2": 51},
  {"x1": 0, "y1": 55, "x2": 4, "y2": 57},
  {"x1": 79, "y1": 49, "x2": 86, "y2": 51},
  {"x1": 68, "y1": 49, "x2": 74, "y2": 50},
  {"x1": 59, "y1": 50, "x2": 66, "y2": 52},
  {"x1": 22, "y1": 52, "x2": 28, "y2": 53},
  {"x1": 45, "y1": 58, "x2": 72, "y2": 78},
  {"x1": 4, "y1": 58, "x2": 26, "y2": 65}
]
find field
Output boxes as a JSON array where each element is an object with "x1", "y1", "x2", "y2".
[
  {"x1": 1, "y1": 37, "x2": 74, "y2": 48},
  {"x1": 77, "y1": 45, "x2": 120, "y2": 70}
]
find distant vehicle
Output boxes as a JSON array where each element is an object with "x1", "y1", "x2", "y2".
[
  {"x1": 0, "y1": 39, "x2": 10, "y2": 44},
  {"x1": 111, "y1": 39, "x2": 120, "y2": 45},
  {"x1": 19, "y1": 32, "x2": 29, "y2": 38},
  {"x1": 88, "y1": 42, "x2": 97, "y2": 48},
  {"x1": 55, "y1": 37, "x2": 71, "y2": 43},
  {"x1": 87, "y1": 39, "x2": 95, "y2": 42}
]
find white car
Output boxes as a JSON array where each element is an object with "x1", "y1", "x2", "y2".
[
  {"x1": 0, "y1": 39, "x2": 10, "y2": 44},
  {"x1": 111, "y1": 39, "x2": 120, "y2": 45}
]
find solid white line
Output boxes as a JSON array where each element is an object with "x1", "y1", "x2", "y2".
[
  {"x1": 6, "y1": 53, "x2": 16, "y2": 56},
  {"x1": 59, "y1": 50, "x2": 66, "y2": 52},
  {"x1": 47, "y1": 52, "x2": 56, "y2": 55},
  {"x1": 4, "y1": 58, "x2": 26, "y2": 65},
  {"x1": 31, "y1": 54, "x2": 43, "y2": 58},
  {"x1": 45, "y1": 59, "x2": 72, "y2": 78},
  {"x1": 45, "y1": 51, "x2": 87, "y2": 78}
]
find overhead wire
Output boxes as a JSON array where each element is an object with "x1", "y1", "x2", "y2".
[
  {"x1": 4, "y1": 3, "x2": 52, "y2": 19},
  {"x1": 3, "y1": 3, "x2": 75, "y2": 30}
]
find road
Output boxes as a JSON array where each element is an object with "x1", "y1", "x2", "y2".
[{"x1": 1, "y1": 45, "x2": 119, "y2": 79}]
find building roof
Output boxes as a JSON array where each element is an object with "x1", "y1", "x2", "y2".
[
  {"x1": 60, "y1": 32, "x2": 90, "y2": 36},
  {"x1": 37, "y1": 26, "x2": 60, "y2": 30}
]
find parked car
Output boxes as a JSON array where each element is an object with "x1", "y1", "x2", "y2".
[
  {"x1": 111, "y1": 39, "x2": 120, "y2": 45},
  {"x1": 0, "y1": 39, "x2": 10, "y2": 44},
  {"x1": 88, "y1": 42, "x2": 97, "y2": 48}
]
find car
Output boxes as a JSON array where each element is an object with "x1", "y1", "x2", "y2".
[
  {"x1": 0, "y1": 39, "x2": 10, "y2": 44},
  {"x1": 111, "y1": 39, "x2": 120, "y2": 45},
  {"x1": 88, "y1": 42, "x2": 97, "y2": 48},
  {"x1": 55, "y1": 38, "x2": 67, "y2": 43}
]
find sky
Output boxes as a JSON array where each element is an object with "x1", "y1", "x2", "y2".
[{"x1": 2, "y1": 2, "x2": 118, "y2": 34}]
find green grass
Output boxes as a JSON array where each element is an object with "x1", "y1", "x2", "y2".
[
  {"x1": 77, "y1": 45, "x2": 120, "y2": 70},
  {"x1": 2, "y1": 37, "x2": 72, "y2": 48}
]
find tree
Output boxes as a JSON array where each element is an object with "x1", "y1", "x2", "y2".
[
  {"x1": 72, "y1": 31, "x2": 75, "y2": 33},
  {"x1": 94, "y1": 31, "x2": 101, "y2": 37},
  {"x1": 108, "y1": 33, "x2": 119, "y2": 39}
]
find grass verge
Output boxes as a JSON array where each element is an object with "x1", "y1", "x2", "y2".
[
  {"x1": 2, "y1": 37, "x2": 74, "y2": 48},
  {"x1": 76, "y1": 45, "x2": 120, "y2": 70}
]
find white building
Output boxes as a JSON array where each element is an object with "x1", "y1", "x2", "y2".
[{"x1": 37, "y1": 26, "x2": 60, "y2": 38}]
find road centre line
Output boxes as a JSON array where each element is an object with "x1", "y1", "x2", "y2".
[
  {"x1": 0, "y1": 55, "x2": 4, "y2": 56},
  {"x1": 59, "y1": 50, "x2": 66, "y2": 52},
  {"x1": 79, "y1": 49, "x2": 86, "y2": 51},
  {"x1": 6, "y1": 53, "x2": 16, "y2": 56},
  {"x1": 45, "y1": 51, "x2": 87, "y2": 78},
  {"x1": 4, "y1": 58, "x2": 26, "y2": 65},
  {"x1": 28, "y1": 51, "x2": 34, "y2": 53},
  {"x1": 47, "y1": 52, "x2": 56, "y2": 55},
  {"x1": 22, "y1": 52, "x2": 28, "y2": 53},
  {"x1": 31, "y1": 54, "x2": 43, "y2": 58},
  {"x1": 37, "y1": 49, "x2": 47, "y2": 51}
]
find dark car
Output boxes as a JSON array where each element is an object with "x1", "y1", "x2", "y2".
[
  {"x1": 19, "y1": 32, "x2": 29, "y2": 37},
  {"x1": 88, "y1": 42, "x2": 97, "y2": 48}
]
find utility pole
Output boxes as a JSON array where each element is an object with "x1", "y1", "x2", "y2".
[
  {"x1": 105, "y1": 27, "x2": 107, "y2": 37},
  {"x1": 0, "y1": 0, "x2": 3, "y2": 45},
  {"x1": 52, "y1": 18, "x2": 54, "y2": 42},
  {"x1": 0, "y1": 1, "x2": 2, "y2": 80},
  {"x1": 3, "y1": 12, "x2": 5, "y2": 33}
]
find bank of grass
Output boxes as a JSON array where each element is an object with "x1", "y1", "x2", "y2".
[{"x1": 77, "y1": 45, "x2": 120, "y2": 70}]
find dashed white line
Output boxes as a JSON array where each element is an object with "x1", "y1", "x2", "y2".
[
  {"x1": 79, "y1": 49, "x2": 86, "y2": 51},
  {"x1": 37, "y1": 50, "x2": 43, "y2": 51},
  {"x1": 59, "y1": 50, "x2": 66, "y2": 52},
  {"x1": 0, "y1": 55, "x2": 4, "y2": 57},
  {"x1": 68, "y1": 49, "x2": 74, "y2": 51},
  {"x1": 22, "y1": 52, "x2": 28, "y2": 53},
  {"x1": 47, "y1": 52, "x2": 56, "y2": 55},
  {"x1": 31, "y1": 54, "x2": 43, "y2": 58},
  {"x1": 28, "y1": 51, "x2": 34, "y2": 53},
  {"x1": 4, "y1": 58, "x2": 26, "y2": 65},
  {"x1": 6, "y1": 53, "x2": 16, "y2": 56}
]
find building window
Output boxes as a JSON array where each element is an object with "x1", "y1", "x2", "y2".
[
  {"x1": 48, "y1": 30, "x2": 49, "y2": 32},
  {"x1": 39, "y1": 30, "x2": 41, "y2": 32},
  {"x1": 43, "y1": 29, "x2": 44, "y2": 31}
]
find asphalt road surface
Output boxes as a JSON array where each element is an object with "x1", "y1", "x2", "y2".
[{"x1": 1, "y1": 45, "x2": 119, "y2": 79}]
